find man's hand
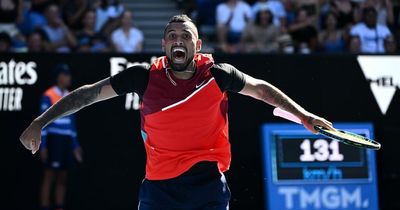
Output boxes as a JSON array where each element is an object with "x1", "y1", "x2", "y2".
[
  {"x1": 19, "y1": 121, "x2": 42, "y2": 154},
  {"x1": 301, "y1": 113, "x2": 335, "y2": 134},
  {"x1": 19, "y1": 78, "x2": 117, "y2": 155}
]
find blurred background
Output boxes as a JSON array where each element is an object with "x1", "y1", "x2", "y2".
[{"x1": 1, "y1": 0, "x2": 400, "y2": 210}]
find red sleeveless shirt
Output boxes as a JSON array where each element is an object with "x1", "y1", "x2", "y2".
[{"x1": 141, "y1": 54, "x2": 231, "y2": 180}]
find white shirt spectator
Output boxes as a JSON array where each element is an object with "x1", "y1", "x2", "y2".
[
  {"x1": 42, "y1": 25, "x2": 72, "y2": 52},
  {"x1": 95, "y1": 3, "x2": 124, "y2": 32},
  {"x1": 95, "y1": 8, "x2": 109, "y2": 32},
  {"x1": 111, "y1": 27, "x2": 143, "y2": 53},
  {"x1": 350, "y1": 23, "x2": 391, "y2": 53},
  {"x1": 252, "y1": 0, "x2": 286, "y2": 26},
  {"x1": 216, "y1": 1, "x2": 252, "y2": 32}
]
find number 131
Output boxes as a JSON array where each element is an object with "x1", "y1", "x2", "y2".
[{"x1": 300, "y1": 139, "x2": 344, "y2": 162}]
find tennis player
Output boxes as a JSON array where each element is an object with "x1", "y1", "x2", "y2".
[{"x1": 20, "y1": 15, "x2": 333, "y2": 210}]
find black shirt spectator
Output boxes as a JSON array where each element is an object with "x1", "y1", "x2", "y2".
[
  {"x1": 63, "y1": 0, "x2": 90, "y2": 31},
  {"x1": 0, "y1": 0, "x2": 23, "y2": 37},
  {"x1": 40, "y1": 4, "x2": 78, "y2": 52},
  {"x1": 76, "y1": 10, "x2": 109, "y2": 52},
  {"x1": 331, "y1": 0, "x2": 355, "y2": 29},
  {"x1": 27, "y1": 30, "x2": 49, "y2": 52},
  {"x1": 0, "y1": 0, "x2": 22, "y2": 23},
  {"x1": 288, "y1": 7, "x2": 318, "y2": 53}
]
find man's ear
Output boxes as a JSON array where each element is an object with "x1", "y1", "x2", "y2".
[
  {"x1": 196, "y1": 39, "x2": 202, "y2": 52},
  {"x1": 161, "y1": 39, "x2": 165, "y2": 52}
]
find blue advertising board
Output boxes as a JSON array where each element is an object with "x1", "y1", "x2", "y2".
[{"x1": 261, "y1": 123, "x2": 378, "y2": 210}]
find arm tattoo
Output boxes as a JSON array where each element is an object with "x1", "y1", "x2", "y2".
[
  {"x1": 36, "y1": 79, "x2": 110, "y2": 128},
  {"x1": 259, "y1": 82, "x2": 305, "y2": 118}
]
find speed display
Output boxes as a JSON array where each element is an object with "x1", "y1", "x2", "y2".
[
  {"x1": 274, "y1": 135, "x2": 369, "y2": 181},
  {"x1": 262, "y1": 123, "x2": 378, "y2": 210}
]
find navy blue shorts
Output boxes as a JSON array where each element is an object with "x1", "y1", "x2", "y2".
[
  {"x1": 138, "y1": 161, "x2": 231, "y2": 210},
  {"x1": 44, "y1": 134, "x2": 75, "y2": 170}
]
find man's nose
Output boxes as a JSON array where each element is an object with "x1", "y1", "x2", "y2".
[{"x1": 174, "y1": 37, "x2": 184, "y2": 46}]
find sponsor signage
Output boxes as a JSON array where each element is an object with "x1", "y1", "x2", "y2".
[
  {"x1": 358, "y1": 56, "x2": 400, "y2": 115},
  {"x1": 0, "y1": 59, "x2": 38, "y2": 111}
]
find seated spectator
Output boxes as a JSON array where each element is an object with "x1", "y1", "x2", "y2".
[
  {"x1": 27, "y1": 29, "x2": 48, "y2": 52},
  {"x1": 240, "y1": 9, "x2": 281, "y2": 52},
  {"x1": 0, "y1": 0, "x2": 23, "y2": 37},
  {"x1": 294, "y1": 0, "x2": 320, "y2": 27},
  {"x1": 94, "y1": 0, "x2": 109, "y2": 32},
  {"x1": 94, "y1": 0, "x2": 125, "y2": 37},
  {"x1": 0, "y1": 32, "x2": 12, "y2": 52},
  {"x1": 281, "y1": 0, "x2": 296, "y2": 26},
  {"x1": 350, "y1": 7, "x2": 392, "y2": 53},
  {"x1": 94, "y1": 0, "x2": 125, "y2": 33},
  {"x1": 40, "y1": 4, "x2": 78, "y2": 52},
  {"x1": 251, "y1": 0, "x2": 287, "y2": 27},
  {"x1": 347, "y1": 35, "x2": 361, "y2": 53},
  {"x1": 76, "y1": 10, "x2": 109, "y2": 52},
  {"x1": 329, "y1": 0, "x2": 355, "y2": 29},
  {"x1": 111, "y1": 11, "x2": 143, "y2": 53},
  {"x1": 0, "y1": 0, "x2": 27, "y2": 51},
  {"x1": 216, "y1": 0, "x2": 252, "y2": 53},
  {"x1": 26, "y1": 0, "x2": 53, "y2": 33},
  {"x1": 318, "y1": 12, "x2": 346, "y2": 53},
  {"x1": 288, "y1": 7, "x2": 318, "y2": 53},
  {"x1": 384, "y1": 35, "x2": 398, "y2": 53},
  {"x1": 63, "y1": 0, "x2": 90, "y2": 32}
]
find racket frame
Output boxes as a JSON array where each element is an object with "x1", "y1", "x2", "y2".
[{"x1": 314, "y1": 125, "x2": 381, "y2": 150}]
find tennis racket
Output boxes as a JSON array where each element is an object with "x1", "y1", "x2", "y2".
[{"x1": 273, "y1": 108, "x2": 381, "y2": 150}]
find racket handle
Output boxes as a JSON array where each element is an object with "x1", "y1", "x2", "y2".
[{"x1": 273, "y1": 108, "x2": 302, "y2": 124}]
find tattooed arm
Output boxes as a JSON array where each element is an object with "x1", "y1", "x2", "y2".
[
  {"x1": 20, "y1": 78, "x2": 117, "y2": 154},
  {"x1": 239, "y1": 74, "x2": 334, "y2": 133}
]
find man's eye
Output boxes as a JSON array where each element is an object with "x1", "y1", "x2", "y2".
[
  {"x1": 183, "y1": 34, "x2": 190, "y2": 39},
  {"x1": 169, "y1": 34, "x2": 176, "y2": 39}
]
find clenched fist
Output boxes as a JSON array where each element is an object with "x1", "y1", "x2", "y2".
[{"x1": 19, "y1": 120, "x2": 43, "y2": 154}]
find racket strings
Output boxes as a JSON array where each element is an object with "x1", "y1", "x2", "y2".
[{"x1": 315, "y1": 126, "x2": 380, "y2": 149}]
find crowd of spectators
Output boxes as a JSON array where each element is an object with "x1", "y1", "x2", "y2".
[
  {"x1": 193, "y1": 0, "x2": 400, "y2": 54},
  {"x1": 0, "y1": 0, "x2": 143, "y2": 53},
  {"x1": 0, "y1": 0, "x2": 399, "y2": 54}
]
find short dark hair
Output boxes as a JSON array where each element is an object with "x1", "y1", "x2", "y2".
[
  {"x1": 255, "y1": 9, "x2": 273, "y2": 25},
  {"x1": 363, "y1": 7, "x2": 377, "y2": 17},
  {"x1": 53, "y1": 63, "x2": 71, "y2": 80},
  {"x1": 164, "y1": 14, "x2": 198, "y2": 38},
  {"x1": 168, "y1": 14, "x2": 194, "y2": 24}
]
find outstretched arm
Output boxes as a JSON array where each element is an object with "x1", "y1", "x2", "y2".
[
  {"x1": 20, "y1": 78, "x2": 117, "y2": 154},
  {"x1": 239, "y1": 74, "x2": 334, "y2": 133}
]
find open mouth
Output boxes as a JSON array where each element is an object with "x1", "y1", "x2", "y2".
[{"x1": 172, "y1": 47, "x2": 186, "y2": 63}]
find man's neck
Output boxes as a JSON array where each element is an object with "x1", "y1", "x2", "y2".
[{"x1": 171, "y1": 61, "x2": 196, "y2": 80}]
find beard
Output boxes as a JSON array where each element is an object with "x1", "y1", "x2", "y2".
[{"x1": 167, "y1": 54, "x2": 195, "y2": 72}]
